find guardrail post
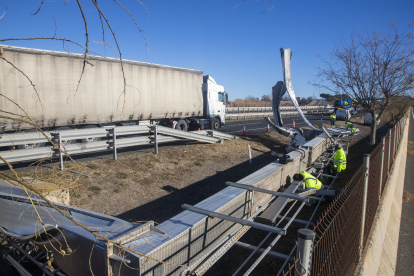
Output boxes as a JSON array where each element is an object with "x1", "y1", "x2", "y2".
[
  {"x1": 379, "y1": 137, "x2": 385, "y2": 201},
  {"x1": 295, "y1": 229, "x2": 315, "y2": 276},
  {"x1": 112, "y1": 127, "x2": 117, "y2": 160},
  {"x1": 359, "y1": 154, "x2": 370, "y2": 261},
  {"x1": 248, "y1": 144, "x2": 252, "y2": 163},
  {"x1": 154, "y1": 124, "x2": 158, "y2": 154},
  {"x1": 58, "y1": 133, "x2": 64, "y2": 171}
]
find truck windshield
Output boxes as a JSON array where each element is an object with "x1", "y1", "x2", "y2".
[{"x1": 218, "y1": 92, "x2": 225, "y2": 102}]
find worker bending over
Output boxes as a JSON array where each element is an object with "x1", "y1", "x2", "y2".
[
  {"x1": 333, "y1": 144, "x2": 347, "y2": 173},
  {"x1": 293, "y1": 171, "x2": 322, "y2": 190},
  {"x1": 345, "y1": 121, "x2": 357, "y2": 134},
  {"x1": 330, "y1": 113, "x2": 336, "y2": 127}
]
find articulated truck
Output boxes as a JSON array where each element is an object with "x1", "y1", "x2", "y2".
[{"x1": 0, "y1": 45, "x2": 227, "y2": 139}]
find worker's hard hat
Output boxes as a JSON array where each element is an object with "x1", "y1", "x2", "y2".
[
  {"x1": 293, "y1": 174, "x2": 304, "y2": 181},
  {"x1": 335, "y1": 144, "x2": 341, "y2": 150}
]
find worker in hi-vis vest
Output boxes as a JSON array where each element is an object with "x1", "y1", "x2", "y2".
[
  {"x1": 330, "y1": 113, "x2": 336, "y2": 127},
  {"x1": 345, "y1": 121, "x2": 357, "y2": 134},
  {"x1": 293, "y1": 171, "x2": 322, "y2": 190},
  {"x1": 333, "y1": 144, "x2": 347, "y2": 172}
]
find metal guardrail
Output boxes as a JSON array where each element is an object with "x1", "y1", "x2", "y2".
[
  {"x1": 226, "y1": 109, "x2": 333, "y2": 119},
  {"x1": 0, "y1": 125, "x2": 150, "y2": 147},
  {"x1": 226, "y1": 105, "x2": 330, "y2": 113},
  {"x1": 154, "y1": 126, "x2": 219, "y2": 143},
  {"x1": 0, "y1": 125, "x2": 232, "y2": 165},
  {"x1": 0, "y1": 109, "x2": 333, "y2": 147}
]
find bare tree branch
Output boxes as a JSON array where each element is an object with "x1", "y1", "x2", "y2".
[
  {"x1": 32, "y1": 0, "x2": 45, "y2": 15},
  {"x1": 313, "y1": 22, "x2": 414, "y2": 143},
  {"x1": 113, "y1": 0, "x2": 149, "y2": 56},
  {"x1": 0, "y1": 7, "x2": 6, "y2": 19}
]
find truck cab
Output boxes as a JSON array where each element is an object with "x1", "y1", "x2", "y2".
[{"x1": 202, "y1": 75, "x2": 226, "y2": 129}]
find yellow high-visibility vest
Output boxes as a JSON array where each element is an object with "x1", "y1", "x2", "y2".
[
  {"x1": 300, "y1": 171, "x2": 322, "y2": 190},
  {"x1": 333, "y1": 148, "x2": 347, "y2": 172}
]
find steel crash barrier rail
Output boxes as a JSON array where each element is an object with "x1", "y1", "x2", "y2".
[
  {"x1": 225, "y1": 110, "x2": 334, "y2": 120},
  {"x1": 225, "y1": 105, "x2": 331, "y2": 113},
  {"x1": 281, "y1": 110, "x2": 410, "y2": 276},
  {"x1": 0, "y1": 125, "x2": 236, "y2": 168}
]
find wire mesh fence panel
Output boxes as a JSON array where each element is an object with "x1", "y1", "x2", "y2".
[
  {"x1": 381, "y1": 134, "x2": 389, "y2": 194},
  {"x1": 282, "y1": 258, "x2": 303, "y2": 276},
  {"x1": 364, "y1": 145, "x2": 382, "y2": 244},
  {"x1": 310, "y1": 165, "x2": 365, "y2": 276}
]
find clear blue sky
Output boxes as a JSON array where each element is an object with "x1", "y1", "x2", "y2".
[{"x1": 1, "y1": 0, "x2": 413, "y2": 101}]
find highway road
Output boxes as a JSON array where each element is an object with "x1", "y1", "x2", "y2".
[
  {"x1": 220, "y1": 114, "x2": 337, "y2": 136},
  {"x1": 1, "y1": 114, "x2": 337, "y2": 172}
]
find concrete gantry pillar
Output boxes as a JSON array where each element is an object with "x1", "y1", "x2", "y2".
[{"x1": 295, "y1": 229, "x2": 315, "y2": 276}]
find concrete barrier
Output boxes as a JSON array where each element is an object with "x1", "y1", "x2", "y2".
[{"x1": 354, "y1": 116, "x2": 409, "y2": 276}]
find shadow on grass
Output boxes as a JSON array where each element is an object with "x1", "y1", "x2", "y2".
[{"x1": 116, "y1": 151, "x2": 277, "y2": 223}]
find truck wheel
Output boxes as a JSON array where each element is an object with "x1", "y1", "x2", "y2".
[
  {"x1": 211, "y1": 118, "x2": 220, "y2": 130},
  {"x1": 17, "y1": 129, "x2": 46, "y2": 150},
  {"x1": 175, "y1": 120, "x2": 188, "y2": 131},
  {"x1": 81, "y1": 125, "x2": 100, "y2": 143}
]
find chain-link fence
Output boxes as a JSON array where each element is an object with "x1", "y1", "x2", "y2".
[{"x1": 282, "y1": 110, "x2": 409, "y2": 276}]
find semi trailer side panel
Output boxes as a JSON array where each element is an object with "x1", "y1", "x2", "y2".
[{"x1": 0, "y1": 45, "x2": 204, "y2": 131}]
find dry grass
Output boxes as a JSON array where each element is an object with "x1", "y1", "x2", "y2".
[
  {"x1": 403, "y1": 192, "x2": 414, "y2": 201},
  {"x1": 407, "y1": 141, "x2": 414, "y2": 155},
  {"x1": 20, "y1": 132, "x2": 289, "y2": 217}
]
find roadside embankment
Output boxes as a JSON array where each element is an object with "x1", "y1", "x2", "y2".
[{"x1": 355, "y1": 114, "x2": 409, "y2": 275}]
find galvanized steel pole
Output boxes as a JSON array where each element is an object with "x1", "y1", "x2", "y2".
[
  {"x1": 154, "y1": 125, "x2": 158, "y2": 154},
  {"x1": 113, "y1": 127, "x2": 117, "y2": 161},
  {"x1": 358, "y1": 154, "x2": 370, "y2": 262},
  {"x1": 59, "y1": 133, "x2": 64, "y2": 171},
  {"x1": 388, "y1": 129, "x2": 392, "y2": 171},
  {"x1": 248, "y1": 145, "x2": 252, "y2": 163},
  {"x1": 295, "y1": 229, "x2": 315, "y2": 276},
  {"x1": 393, "y1": 126, "x2": 396, "y2": 158},
  {"x1": 378, "y1": 137, "x2": 385, "y2": 201}
]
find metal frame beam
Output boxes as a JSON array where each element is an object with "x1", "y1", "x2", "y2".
[
  {"x1": 181, "y1": 204, "x2": 286, "y2": 235},
  {"x1": 225, "y1": 182, "x2": 310, "y2": 202}
]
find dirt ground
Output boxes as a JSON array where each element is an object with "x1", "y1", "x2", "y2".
[{"x1": 1, "y1": 103, "x2": 411, "y2": 276}]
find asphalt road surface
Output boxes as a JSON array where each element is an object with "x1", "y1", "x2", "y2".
[
  {"x1": 220, "y1": 114, "x2": 336, "y2": 136},
  {"x1": 1, "y1": 114, "x2": 335, "y2": 173}
]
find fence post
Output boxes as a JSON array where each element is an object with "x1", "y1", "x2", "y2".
[
  {"x1": 378, "y1": 137, "x2": 385, "y2": 201},
  {"x1": 388, "y1": 129, "x2": 392, "y2": 171},
  {"x1": 154, "y1": 124, "x2": 158, "y2": 154},
  {"x1": 358, "y1": 154, "x2": 370, "y2": 261},
  {"x1": 112, "y1": 127, "x2": 117, "y2": 160},
  {"x1": 295, "y1": 229, "x2": 315, "y2": 276},
  {"x1": 393, "y1": 127, "x2": 396, "y2": 158}
]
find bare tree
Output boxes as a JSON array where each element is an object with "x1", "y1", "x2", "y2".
[
  {"x1": 315, "y1": 20, "x2": 414, "y2": 144},
  {"x1": 245, "y1": 95, "x2": 258, "y2": 101},
  {"x1": 0, "y1": 1, "x2": 188, "y2": 273},
  {"x1": 261, "y1": 94, "x2": 271, "y2": 102},
  {"x1": 281, "y1": 95, "x2": 290, "y2": 101}
]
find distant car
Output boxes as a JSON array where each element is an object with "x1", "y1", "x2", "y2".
[
  {"x1": 336, "y1": 108, "x2": 351, "y2": 120},
  {"x1": 364, "y1": 113, "x2": 380, "y2": 126}
]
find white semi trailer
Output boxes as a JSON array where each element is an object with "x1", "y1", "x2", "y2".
[{"x1": 0, "y1": 45, "x2": 227, "y2": 137}]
